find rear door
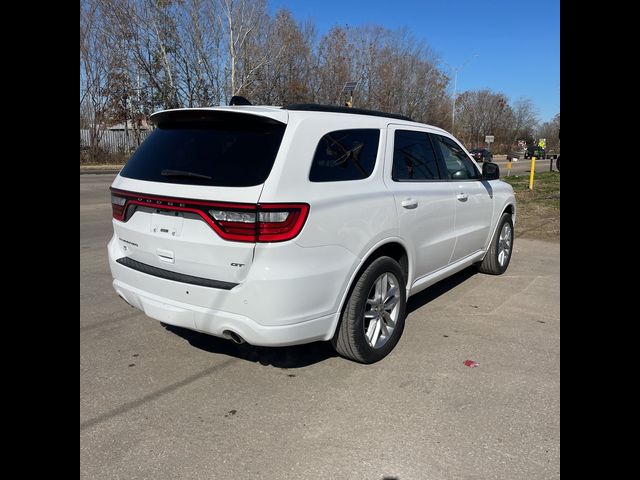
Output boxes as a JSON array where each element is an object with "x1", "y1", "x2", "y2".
[
  {"x1": 110, "y1": 109, "x2": 287, "y2": 285},
  {"x1": 383, "y1": 126, "x2": 456, "y2": 279}
]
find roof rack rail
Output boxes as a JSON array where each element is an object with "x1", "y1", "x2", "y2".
[{"x1": 283, "y1": 103, "x2": 413, "y2": 122}]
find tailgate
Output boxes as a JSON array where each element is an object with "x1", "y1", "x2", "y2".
[
  {"x1": 110, "y1": 180, "x2": 263, "y2": 284},
  {"x1": 110, "y1": 109, "x2": 287, "y2": 285}
]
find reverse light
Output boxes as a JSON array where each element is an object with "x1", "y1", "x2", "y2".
[
  {"x1": 209, "y1": 210, "x2": 256, "y2": 223},
  {"x1": 258, "y1": 211, "x2": 290, "y2": 223}
]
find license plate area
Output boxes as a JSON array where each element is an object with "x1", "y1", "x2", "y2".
[{"x1": 151, "y1": 211, "x2": 184, "y2": 237}]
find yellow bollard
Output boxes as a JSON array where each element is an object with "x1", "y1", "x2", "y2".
[
  {"x1": 507, "y1": 160, "x2": 512, "y2": 176},
  {"x1": 529, "y1": 156, "x2": 536, "y2": 189}
]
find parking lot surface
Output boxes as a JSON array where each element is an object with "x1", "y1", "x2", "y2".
[{"x1": 81, "y1": 174, "x2": 559, "y2": 480}]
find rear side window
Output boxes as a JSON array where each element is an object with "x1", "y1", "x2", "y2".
[
  {"x1": 309, "y1": 129, "x2": 380, "y2": 182},
  {"x1": 392, "y1": 130, "x2": 441, "y2": 181},
  {"x1": 119, "y1": 112, "x2": 286, "y2": 187}
]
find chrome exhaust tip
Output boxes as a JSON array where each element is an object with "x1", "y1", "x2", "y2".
[{"x1": 224, "y1": 330, "x2": 246, "y2": 345}]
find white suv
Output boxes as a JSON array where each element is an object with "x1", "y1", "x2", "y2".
[{"x1": 108, "y1": 103, "x2": 515, "y2": 363}]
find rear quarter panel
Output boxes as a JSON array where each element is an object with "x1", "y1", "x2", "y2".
[{"x1": 258, "y1": 113, "x2": 398, "y2": 258}]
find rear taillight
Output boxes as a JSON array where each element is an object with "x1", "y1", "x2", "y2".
[
  {"x1": 208, "y1": 203, "x2": 309, "y2": 242},
  {"x1": 257, "y1": 204, "x2": 309, "y2": 242},
  {"x1": 110, "y1": 188, "x2": 309, "y2": 243},
  {"x1": 111, "y1": 194, "x2": 127, "y2": 221}
]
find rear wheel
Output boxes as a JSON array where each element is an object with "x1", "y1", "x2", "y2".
[
  {"x1": 332, "y1": 256, "x2": 407, "y2": 364},
  {"x1": 478, "y1": 213, "x2": 514, "y2": 275}
]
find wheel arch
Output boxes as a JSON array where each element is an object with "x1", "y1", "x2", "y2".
[
  {"x1": 482, "y1": 203, "x2": 515, "y2": 260},
  {"x1": 326, "y1": 238, "x2": 412, "y2": 341}
]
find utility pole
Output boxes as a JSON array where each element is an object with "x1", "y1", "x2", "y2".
[{"x1": 447, "y1": 54, "x2": 479, "y2": 133}]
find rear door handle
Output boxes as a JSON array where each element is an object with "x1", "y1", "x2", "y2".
[
  {"x1": 457, "y1": 193, "x2": 468, "y2": 201},
  {"x1": 401, "y1": 198, "x2": 418, "y2": 209}
]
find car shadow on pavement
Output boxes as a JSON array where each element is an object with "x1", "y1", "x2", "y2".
[
  {"x1": 165, "y1": 266, "x2": 478, "y2": 368},
  {"x1": 406, "y1": 266, "x2": 478, "y2": 314},
  {"x1": 164, "y1": 324, "x2": 338, "y2": 368}
]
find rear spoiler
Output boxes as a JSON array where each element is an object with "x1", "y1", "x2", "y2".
[{"x1": 150, "y1": 107, "x2": 288, "y2": 126}]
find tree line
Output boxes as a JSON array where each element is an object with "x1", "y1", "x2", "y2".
[{"x1": 80, "y1": 0, "x2": 551, "y2": 162}]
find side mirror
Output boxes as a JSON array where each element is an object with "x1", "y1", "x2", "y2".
[{"x1": 482, "y1": 162, "x2": 500, "y2": 180}]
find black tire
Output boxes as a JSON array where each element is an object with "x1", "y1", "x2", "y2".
[
  {"x1": 478, "y1": 212, "x2": 514, "y2": 275},
  {"x1": 556, "y1": 156, "x2": 560, "y2": 171},
  {"x1": 332, "y1": 256, "x2": 407, "y2": 364}
]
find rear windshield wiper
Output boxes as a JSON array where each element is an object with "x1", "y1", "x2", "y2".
[{"x1": 161, "y1": 169, "x2": 212, "y2": 180}]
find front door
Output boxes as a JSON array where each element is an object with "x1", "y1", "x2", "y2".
[{"x1": 430, "y1": 134, "x2": 494, "y2": 263}]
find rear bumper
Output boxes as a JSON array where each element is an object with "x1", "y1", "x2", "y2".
[
  {"x1": 113, "y1": 278, "x2": 335, "y2": 346},
  {"x1": 108, "y1": 235, "x2": 357, "y2": 346}
]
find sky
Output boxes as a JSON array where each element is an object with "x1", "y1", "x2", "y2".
[{"x1": 269, "y1": 0, "x2": 560, "y2": 123}]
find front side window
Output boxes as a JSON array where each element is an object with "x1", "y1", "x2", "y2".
[
  {"x1": 392, "y1": 130, "x2": 441, "y2": 181},
  {"x1": 432, "y1": 134, "x2": 480, "y2": 180},
  {"x1": 309, "y1": 129, "x2": 380, "y2": 182}
]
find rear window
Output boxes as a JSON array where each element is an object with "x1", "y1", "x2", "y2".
[
  {"x1": 119, "y1": 111, "x2": 286, "y2": 187},
  {"x1": 309, "y1": 129, "x2": 380, "y2": 182}
]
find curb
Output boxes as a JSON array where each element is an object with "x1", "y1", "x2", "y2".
[{"x1": 80, "y1": 169, "x2": 121, "y2": 175}]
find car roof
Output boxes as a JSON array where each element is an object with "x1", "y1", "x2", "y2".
[
  {"x1": 284, "y1": 103, "x2": 412, "y2": 122},
  {"x1": 149, "y1": 104, "x2": 450, "y2": 134}
]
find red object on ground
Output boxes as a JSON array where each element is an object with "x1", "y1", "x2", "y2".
[{"x1": 463, "y1": 360, "x2": 480, "y2": 368}]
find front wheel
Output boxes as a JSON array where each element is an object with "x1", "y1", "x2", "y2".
[
  {"x1": 332, "y1": 256, "x2": 407, "y2": 363},
  {"x1": 478, "y1": 213, "x2": 514, "y2": 275}
]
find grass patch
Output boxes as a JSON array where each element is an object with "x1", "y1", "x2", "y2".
[{"x1": 502, "y1": 171, "x2": 560, "y2": 241}]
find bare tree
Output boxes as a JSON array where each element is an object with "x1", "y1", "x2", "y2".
[
  {"x1": 455, "y1": 89, "x2": 518, "y2": 151},
  {"x1": 315, "y1": 26, "x2": 352, "y2": 105},
  {"x1": 218, "y1": 0, "x2": 272, "y2": 100},
  {"x1": 81, "y1": 0, "x2": 547, "y2": 162},
  {"x1": 509, "y1": 98, "x2": 539, "y2": 146},
  {"x1": 536, "y1": 113, "x2": 560, "y2": 151},
  {"x1": 254, "y1": 9, "x2": 314, "y2": 105},
  {"x1": 80, "y1": 0, "x2": 116, "y2": 156}
]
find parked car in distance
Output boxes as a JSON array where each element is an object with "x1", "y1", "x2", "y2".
[
  {"x1": 524, "y1": 146, "x2": 545, "y2": 159},
  {"x1": 108, "y1": 102, "x2": 516, "y2": 363},
  {"x1": 469, "y1": 148, "x2": 493, "y2": 163}
]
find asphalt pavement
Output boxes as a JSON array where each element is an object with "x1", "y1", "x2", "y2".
[{"x1": 80, "y1": 174, "x2": 559, "y2": 480}]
